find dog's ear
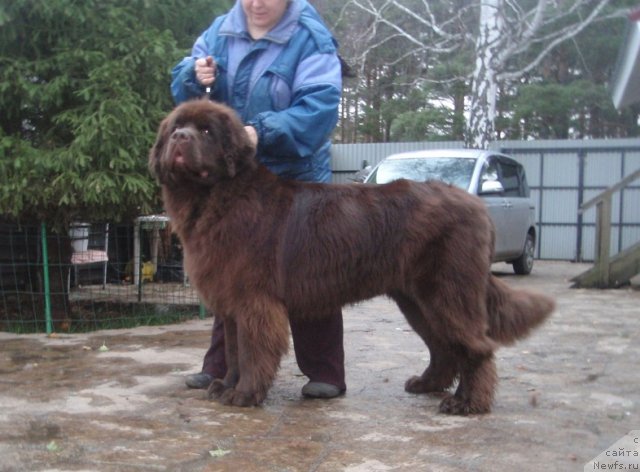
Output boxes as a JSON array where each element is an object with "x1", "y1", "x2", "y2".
[
  {"x1": 149, "y1": 116, "x2": 170, "y2": 179},
  {"x1": 217, "y1": 109, "x2": 257, "y2": 178}
]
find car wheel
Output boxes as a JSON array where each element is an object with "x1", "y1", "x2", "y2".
[{"x1": 512, "y1": 233, "x2": 535, "y2": 275}]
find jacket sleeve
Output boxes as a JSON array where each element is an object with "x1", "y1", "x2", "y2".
[
  {"x1": 248, "y1": 51, "x2": 341, "y2": 159},
  {"x1": 171, "y1": 22, "x2": 224, "y2": 105},
  {"x1": 170, "y1": 56, "x2": 200, "y2": 104}
]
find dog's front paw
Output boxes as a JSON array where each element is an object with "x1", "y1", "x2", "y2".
[
  {"x1": 217, "y1": 388, "x2": 264, "y2": 407},
  {"x1": 404, "y1": 375, "x2": 449, "y2": 394},
  {"x1": 438, "y1": 394, "x2": 490, "y2": 415},
  {"x1": 207, "y1": 379, "x2": 228, "y2": 400}
]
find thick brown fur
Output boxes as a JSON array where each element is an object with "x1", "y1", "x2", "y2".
[{"x1": 149, "y1": 100, "x2": 555, "y2": 415}]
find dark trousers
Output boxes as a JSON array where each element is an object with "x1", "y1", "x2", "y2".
[{"x1": 201, "y1": 310, "x2": 346, "y2": 391}]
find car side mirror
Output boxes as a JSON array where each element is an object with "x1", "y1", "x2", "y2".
[
  {"x1": 479, "y1": 180, "x2": 504, "y2": 195},
  {"x1": 352, "y1": 166, "x2": 373, "y2": 183}
]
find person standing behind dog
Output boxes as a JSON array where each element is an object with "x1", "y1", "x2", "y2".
[{"x1": 171, "y1": 0, "x2": 346, "y2": 399}]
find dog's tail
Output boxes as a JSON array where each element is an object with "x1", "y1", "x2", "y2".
[{"x1": 485, "y1": 275, "x2": 554, "y2": 345}]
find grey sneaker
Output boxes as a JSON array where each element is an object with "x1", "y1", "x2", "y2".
[
  {"x1": 185, "y1": 372, "x2": 213, "y2": 389},
  {"x1": 301, "y1": 381, "x2": 344, "y2": 399}
]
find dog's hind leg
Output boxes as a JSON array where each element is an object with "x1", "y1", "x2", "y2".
[
  {"x1": 438, "y1": 350, "x2": 497, "y2": 415},
  {"x1": 390, "y1": 292, "x2": 458, "y2": 394},
  {"x1": 422, "y1": 278, "x2": 497, "y2": 415},
  {"x1": 215, "y1": 296, "x2": 290, "y2": 407}
]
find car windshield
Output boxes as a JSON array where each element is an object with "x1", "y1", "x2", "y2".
[{"x1": 368, "y1": 157, "x2": 476, "y2": 190}]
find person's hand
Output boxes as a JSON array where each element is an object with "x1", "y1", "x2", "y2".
[
  {"x1": 244, "y1": 126, "x2": 258, "y2": 148},
  {"x1": 195, "y1": 56, "x2": 216, "y2": 86}
]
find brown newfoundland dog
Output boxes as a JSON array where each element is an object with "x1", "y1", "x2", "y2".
[{"x1": 149, "y1": 100, "x2": 554, "y2": 415}]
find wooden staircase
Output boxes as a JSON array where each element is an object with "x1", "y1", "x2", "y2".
[{"x1": 571, "y1": 168, "x2": 640, "y2": 288}]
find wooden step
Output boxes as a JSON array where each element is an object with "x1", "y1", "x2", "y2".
[{"x1": 571, "y1": 240, "x2": 640, "y2": 288}]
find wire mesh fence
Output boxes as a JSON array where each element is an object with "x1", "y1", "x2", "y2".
[{"x1": 0, "y1": 220, "x2": 205, "y2": 334}]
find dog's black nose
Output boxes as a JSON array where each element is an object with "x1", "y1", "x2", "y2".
[{"x1": 171, "y1": 128, "x2": 191, "y2": 142}]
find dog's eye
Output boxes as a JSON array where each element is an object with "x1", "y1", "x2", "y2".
[{"x1": 200, "y1": 127, "x2": 210, "y2": 135}]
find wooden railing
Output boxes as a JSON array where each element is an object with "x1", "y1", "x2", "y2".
[{"x1": 578, "y1": 167, "x2": 640, "y2": 287}]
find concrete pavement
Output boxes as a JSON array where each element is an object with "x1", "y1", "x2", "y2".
[{"x1": 0, "y1": 261, "x2": 638, "y2": 471}]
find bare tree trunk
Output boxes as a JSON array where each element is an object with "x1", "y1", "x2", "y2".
[
  {"x1": 353, "y1": 89, "x2": 359, "y2": 142},
  {"x1": 466, "y1": 0, "x2": 502, "y2": 149},
  {"x1": 340, "y1": 91, "x2": 348, "y2": 143},
  {"x1": 452, "y1": 82, "x2": 466, "y2": 141}
]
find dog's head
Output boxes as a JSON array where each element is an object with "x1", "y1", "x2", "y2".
[{"x1": 149, "y1": 100, "x2": 257, "y2": 186}]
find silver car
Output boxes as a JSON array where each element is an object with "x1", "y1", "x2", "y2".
[{"x1": 364, "y1": 149, "x2": 536, "y2": 275}]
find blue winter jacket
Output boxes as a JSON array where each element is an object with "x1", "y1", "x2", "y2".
[{"x1": 171, "y1": 0, "x2": 341, "y2": 183}]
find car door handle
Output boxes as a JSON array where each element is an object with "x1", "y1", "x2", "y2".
[{"x1": 502, "y1": 200, "x2": 513, "y2": 209}]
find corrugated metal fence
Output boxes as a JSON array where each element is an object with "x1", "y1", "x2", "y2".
[{"x1": 331, "y1": 138, "x2": 640, "y2": 262}]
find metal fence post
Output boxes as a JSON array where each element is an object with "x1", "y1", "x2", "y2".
[
  {"x1": 575, "y1": 149, "x2": 586, "y2": 262},
  {"x1": 40, "y1": 222, "x2": 53, "y2": 334}
]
